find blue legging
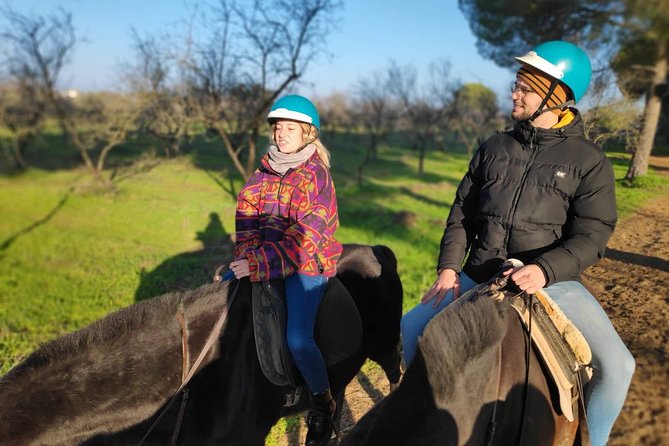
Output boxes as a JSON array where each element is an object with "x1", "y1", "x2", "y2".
[
  {"x1": 285, "y1": 273, "x2": 330, "y2": 394},
  {"x1": 401, "y1": 275, "x2": 634, "y2": 446}
]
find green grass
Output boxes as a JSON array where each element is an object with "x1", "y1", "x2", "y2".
[{"x1": 1, "y1": 136, "x2": 668, "y2": 443}]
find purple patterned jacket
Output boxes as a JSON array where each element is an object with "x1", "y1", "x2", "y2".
[{"x1": 234, "y1": 151, "x2": 342, "y2": 282}]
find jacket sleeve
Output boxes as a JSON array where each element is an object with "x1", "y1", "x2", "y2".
[
  {"x1": 437, "y1": 147, "x2": 484, "y2": 273},
  {"x1": 534, "y1": 153, "x2": 617, "y2": 285},
  {"x1": 245, "y1": 166, "x2": 336, "y2": 281},
  {"x1": 234, "y1": 184, "x2": 261, "y2": 259}
]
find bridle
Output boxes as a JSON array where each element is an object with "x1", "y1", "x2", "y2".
[{"x1": 138, "y1": 277, "x2": 241, "y2": 446}]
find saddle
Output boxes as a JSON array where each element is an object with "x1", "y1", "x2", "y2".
[{"x1": 251, "y1": 277, "x2": 363, "y2": 400}]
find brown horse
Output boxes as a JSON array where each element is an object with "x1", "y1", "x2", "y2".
[
  {"x1": 341, "y1": 288, "x2": 581, "y2": 446},
  {"x1": 0, "y1": 244, "x2": 403, "y2": 446}
]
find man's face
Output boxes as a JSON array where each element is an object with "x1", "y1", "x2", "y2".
[{"x1": 510, "y1": 76, "x2": 543, "y2": 121}]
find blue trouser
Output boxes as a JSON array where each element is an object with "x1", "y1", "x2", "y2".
[
  {"x1": 400, "y1": 272, "x2": 478, "y2": 365},
  {"x1": 545, "y1": 281, "x2": 635, "y2": 446},
  {"x1": 285, "y1": 273, "x2": 330, "y2": 394},
  {"x1": 401, "y1": 276, "x2": 635, "y2": 446}
]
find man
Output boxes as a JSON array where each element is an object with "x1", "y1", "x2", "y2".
[{"x1": 400, "y1": 41, "x2": 634, "y2": 446}]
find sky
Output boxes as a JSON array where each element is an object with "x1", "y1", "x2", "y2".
[{"x1": 7, "y1": 0, "x2": 516, "y2": 104}]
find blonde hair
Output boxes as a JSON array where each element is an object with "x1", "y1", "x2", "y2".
[{"x1": 270, "y1": 121, "x2": 331, "y2": 167}]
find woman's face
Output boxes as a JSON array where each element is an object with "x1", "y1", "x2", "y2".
[{"x1": 273, "y1": 119, "x2": 304, "y2": 154}]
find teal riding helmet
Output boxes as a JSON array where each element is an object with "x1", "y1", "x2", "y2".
[
  {"x1": 267, "y1": 95, "x2": 320, "y2": 131},
  {"x1": 515, "y1": 41, "x2": 592, "y2": 103}
]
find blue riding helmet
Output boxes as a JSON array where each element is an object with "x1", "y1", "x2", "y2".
[
  {"x1": 515, "y1": 41, "x2": 592, "y2": 103},
  {"x1": 267, "y1": 95, "x2": 320, "y2": 131}
]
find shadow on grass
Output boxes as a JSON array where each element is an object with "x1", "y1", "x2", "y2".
[
  {"x1": 0, "y1": 186, "x2": 73, "y2": 255},
  {"x1": 134, "y1": 212, "x2": 235, "y2": 302},
  {"x1": 399, "y1": 187, "x2": 452, "y2": 208}
]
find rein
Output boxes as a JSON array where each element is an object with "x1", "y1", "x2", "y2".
[
  {"x1": 481, "y1": 278, "x2": 532, "y2": 446},
  {"x1": 516, "y1": 292, "x2": 533, "y2": 446},
  {"x1": 138, "y1": 277, "x2": 240, "y2": 446}
]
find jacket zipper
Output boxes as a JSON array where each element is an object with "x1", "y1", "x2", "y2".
[{"x1": 502, "y1": 127, "x2": 539, "y2": 255}]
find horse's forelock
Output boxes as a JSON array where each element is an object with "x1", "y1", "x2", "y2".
[{"x1": 418, "y1": 295, "x2": 508, "y2": 404}]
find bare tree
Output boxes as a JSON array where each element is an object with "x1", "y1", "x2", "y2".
[
  {"x1": 353, "y1": 69, "x2": 397, "y2": 184},
  {"x1": 388, "y1": 59, "x2": 459, "y2": 174},
  {"x1": 0, "y1": 4, "x2": 136, "y2": 181},
  {"x1": 126, "y1": 29, "x2": 196, "y2": 157},
  {"x1": 180, "y1": 0, "x2": 343, "y2": 182},
  {"x1": 71, "y1": 93, "x2": 141, "y2": 174},
  {"x1": 0, "y1": 5, "x2": 76, "y2": 170},
  {"x1": 0, "y1": 81, "x2": 46, "y2": 170},
  {"x1": 317, "y1": 92, "x2": 351, "y2": 144}
]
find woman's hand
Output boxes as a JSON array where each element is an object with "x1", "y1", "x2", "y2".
[
  {"x1": 229, "y1": 259, "x2": 251, "y2": 279},
  {"x1": 504, "y1": 264, "x2": 546, "y2": 294},
  {"x1": 421, "y1": 268, "x2": 460, "y2": 308}
]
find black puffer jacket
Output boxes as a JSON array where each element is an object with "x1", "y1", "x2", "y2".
[{"x1": 437, "y1": 110, "x2": 617, "y2": 286}]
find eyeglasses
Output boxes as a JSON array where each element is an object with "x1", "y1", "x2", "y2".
[{"x1": 510, "y1": 82, "x2": 535, "y2": 97}]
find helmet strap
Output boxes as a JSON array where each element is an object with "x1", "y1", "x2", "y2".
[
  {"x1": 528, "y1": 79, "x2": 573, "y2": 122},
  {"x1": 539, "y1": 99, "x2": 576, "y2": 114}
]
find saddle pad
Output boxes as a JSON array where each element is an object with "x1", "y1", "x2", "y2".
[
  {"x1": 509, "y1": 292, "x2": 592, "y2": 422},
  {"x1": 534, "y1": 289, "x2": 592, "y2": 365},
  {"x1": 252, "y1": 277, "x2": 363, "y2": 387}
]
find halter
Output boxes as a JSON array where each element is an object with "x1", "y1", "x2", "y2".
[{"x1": 137, "y1": 276, "x2": 241, "y2": 446}]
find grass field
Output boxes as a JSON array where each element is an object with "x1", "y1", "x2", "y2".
[{"x1": 1, "y1": 134, "x2": 668, "y2": 443}]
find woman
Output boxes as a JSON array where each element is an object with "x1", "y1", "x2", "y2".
[{"x1": 224, "y1": 95, "x2": 342, "y2": 446}]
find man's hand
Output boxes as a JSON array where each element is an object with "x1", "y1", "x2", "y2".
[
  {"x1": 229, "y1": 259, "x2": 251, "y2": 279},
  {"x1": 421, "y1": 268, "x2": 460, "y2": 308},
  {"x1": 504, "y1": 264, "x2": 547, "y2": 294}
]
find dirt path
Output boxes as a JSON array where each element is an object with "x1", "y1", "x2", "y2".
[
  {"x1": 582, "y1": 192, "x2": 669, "y2": 446},
  {"x1": 280, "y1": 158, "x2": 669, "y2": 445}
]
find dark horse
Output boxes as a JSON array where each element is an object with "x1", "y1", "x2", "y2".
[
  {"x1": 0, "y1": 244, "x2": 403, "y2": 446},
  {"x1": 340, "y1": 287, "x2": 581, "y2": 446}
]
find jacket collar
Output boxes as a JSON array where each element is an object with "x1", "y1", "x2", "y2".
[
  {"x1": 260, "y1": 150, "x2": 319, "y2": 176},
  {"x1": 513, "y1": 108, "x2": 584, "y2": 147}
]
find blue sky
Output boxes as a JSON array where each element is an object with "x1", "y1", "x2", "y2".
[{"x1": 8, "y1": 0, "x2": 515, "y2": 103}]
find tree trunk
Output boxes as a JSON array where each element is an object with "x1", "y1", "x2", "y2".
[
  {"x1": 246, "y1": 130, "x2": 258, "y2": 179},
  {"x1": 418, "y1": 146, "x2": 425, "y2": 175},
  {"x1": 625, "y1": 40, "x2": 667, "y2": 180},
  {"x1": 11, "y1": 138, "x2": 28, "y2": 170}
]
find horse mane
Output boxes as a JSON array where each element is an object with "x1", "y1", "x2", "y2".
[
  {"x1": 3, "y1": 282, "x2": 229, "y2": 379},
  {"x1": 418, "y1": 294, "x2": 509, "y2": 407},
  {"x1": 0, "y1": 281, "x2": 234, "y2": 445}
]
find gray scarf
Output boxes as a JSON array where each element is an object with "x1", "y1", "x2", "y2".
[{"x1": 267, "y1": 143, "x2": 316, "y2": 175}]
